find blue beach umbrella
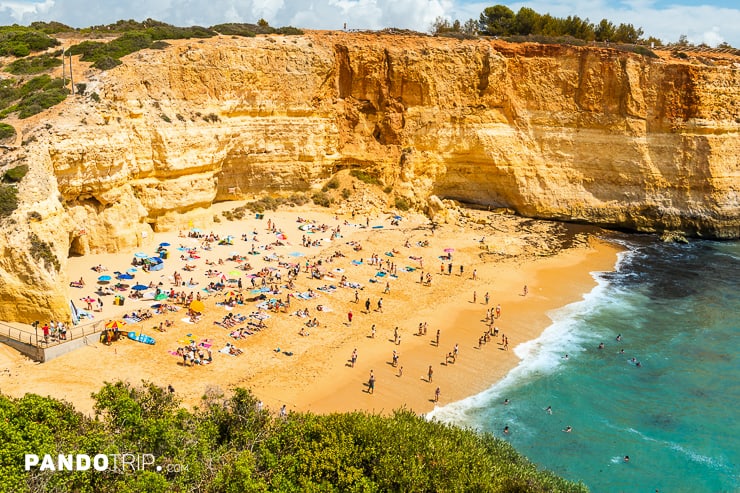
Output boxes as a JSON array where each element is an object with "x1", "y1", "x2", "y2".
[
  {"x1": 131, "y1": 284, "x2": 148, "y2": 291},
  {"x1": 288, "y1": 252, "x2": 305, "y2": 257},
  {"x1": 127, "y1": 267, "x2": 138, "y2": 273},
  {"x1": 98, "y1": 275, "x2": 112, "y2": 282},
  {"x1": 117, "y1": 273, "x2": 134, "y2": 280},
  {"x1": 134, "y1": 252, "x2": 148, "y2": 258},
  {"x1": 159, "y1": 242, "x2": 171, "y2": 247}
]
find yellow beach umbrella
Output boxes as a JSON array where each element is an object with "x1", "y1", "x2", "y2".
[{"x1": 189, "y1": 300, "x2": 205, "y2": 313}]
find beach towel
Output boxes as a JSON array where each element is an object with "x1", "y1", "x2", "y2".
[
  {"x1": 351, "y1": 260, "x2": 363, "y2": 266},
  {"x1": 385, "y1": 252, "x2": 394, "y2": 257},
  {"x1": 180, "y1": 317, "x2": 196, "y2": 325},
  {"x1": 376, "y1": 271, "x2": 387, "y2": 277}
]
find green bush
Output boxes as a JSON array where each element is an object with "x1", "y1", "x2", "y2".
[
  {"x1": 0, "y1": 27, "x2": 59, "y2": 57},
  {"x1": 93, "y1": 56, "x2": 122, "y2": 70},
  {"x1": 0, "y1": 122, "x2": 16, "y2": 140},
  {"x1": 203, "y1": 112, "x2": 220, "y2": 123},
  {"x1": 0, "y1": 382, "x2": 588, "y2": 492},
  {"x1": 326, "y1": 177, "x2": 340, "y2": 189},
  {"x1": 90, "y1": 92, "x2": 100, "y2": 102},
  {"x1": 395, "y1": 196, "x2": 411, "y2": 211},
  {"x1": 0, "y1": 183, "x2": 18, "y2": 218},
  {"x1": 312, "y1": 191, "x2": 332, "y2": 207},
  {"x1": 75, "y1": 82, "x2": 86, "y2": 95},
  {"x1": 341, "y1": 188, "x2": 351, "y2": 199},
  {"x1": 350, "y1": 168, "x2": 381, "y2": 185},
  {"x1": 3, "y1": 164, "x2": 27, "y2": 182},
  {"x1": 29, "y1": 232, "x2": 60, "y2": 271},
  {"x1": 5, "y1": 53, "x2": 63, "y2": 75}
]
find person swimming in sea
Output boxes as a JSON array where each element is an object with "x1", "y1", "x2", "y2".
[
  {"x1": 563, "y1": 426, "x2": 572, "y2": 433},
  {"x1": 545, "y1": 406, "x2": 552, "y2": 414}
]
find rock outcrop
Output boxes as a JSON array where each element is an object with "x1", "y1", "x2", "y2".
[{"x1": 0, "y1": 31, "x2": 738, "y2": 323}]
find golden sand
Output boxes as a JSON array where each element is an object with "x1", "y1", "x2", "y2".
[{"x1": 0, "y1": 204, "x2": 620, "y2": 416}]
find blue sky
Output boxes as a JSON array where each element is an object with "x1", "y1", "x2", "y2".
[{"x1": 0, "y1": 0, "x2": 738, "y2": 47}]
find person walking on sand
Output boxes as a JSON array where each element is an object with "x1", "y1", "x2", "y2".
[
  {"x1": 398, "y1": 366, "x2": 403, "y2": 377},
  {"x1": 347, "y1": 310, "x2": 353, "y2": 324},
  {"x1": 473, "y1": 291, "x2": 477, "y2": 303},
  {"x1": 434, "y1": 387, "x2": 441, "y2": 403},
  {"x1": 354, "y1": 290, "x2": 359, "y2": 303},
  {"x1": 394, "y1": 326, "x2": 399, "y2": 344},
  {"x1": 523, "y1": 285, "x2": 528, "y2": 296},
  {"x1": 351, "y1": 348, "x2": 357, "y2": 367},
  {"x1": 371, "y1": 324, "x2": 376, "y2": 338},
  {"x1": 384, "y1": 281, "x2": 390, "y2": 294},
  {"x1": 428, "y1": 365, "x2": 434, "y2": 383},
  {"x1": 365, "y1": 298, "x2": 371, "y2": 312},
  {"x1": 377, "y1": 298, "x2": 383, "y2": 313},
  {"x1": 473, "y1": 269, "x2": 477, "y2": 280},
  {"x1": 485, "y1": 292, "x2": 489, "y2": 305},
  {"x1": 435, "y1": 329, "x2": 440, "y2": 346}
]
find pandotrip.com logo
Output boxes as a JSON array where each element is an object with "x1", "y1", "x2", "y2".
[{"x1": 24, "y1": 453, "x2": 187, "y2": 473}]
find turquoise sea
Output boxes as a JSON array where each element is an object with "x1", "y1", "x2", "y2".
[{"x1": 428, "y1": 236, "x2": 739, "y2": 492}]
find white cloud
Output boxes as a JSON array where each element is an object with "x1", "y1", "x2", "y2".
[{"x1": 0, "y1": 0, "x2": 737, "y2": 47}]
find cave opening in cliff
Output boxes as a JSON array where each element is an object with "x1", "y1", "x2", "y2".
[{"x1": 68, "y1": 235, "x2": 85, "y2": 257}]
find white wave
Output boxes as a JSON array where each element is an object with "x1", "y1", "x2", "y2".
[{"x1": 427, "y1": 261, "x2": 621, "y2": 425}]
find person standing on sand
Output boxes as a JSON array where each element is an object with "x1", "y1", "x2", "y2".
[
  {"x1": 355, "y1": 290, "x2": 359, "y2": 303},
  {"x1": 435, "y1": 329, "x2": 440, "y2": 346},
  {"x1": 434, "y1": 387, "x2": 441, "y2": 403},
  {"x1": 473, "y1": 269, "x2": 477, "y2": 280},
  {"x1": 351, "y1": 348, "x2": 357, "y2": 367},
  {"x1": 398, "y1": 366, "x2": 403, "y2": 377},
  {"x1": 365, "y1": 298, "x2": 371, "y2": 312},
  {"x1": 368, "y1": 371, "x2": 375, "y2": 394},
  {"x1": 473, "y1": 291, "x2": 477, "y2": 303},
  {"x1": 428, "y1": 365, "x2": 434, "y2": 383},
  {"x1": 448, "y1": 263, "x2": 452, "y2": 275},
  {"x1": 460, "y1": 265, "x2": 464, "y2": 276},
  {"x1": 485, "y1": 292, "x2": 489, "y2": 305},
  {"x1": 384, "y1": 281, "x2": 390, "y2": 294},
  {"x1": 347, "y1": 310, "x2": 353, "y2": 324},
  {"x1": 523, "y1": 285, "x2": 528, "y2": 296},
  {"x1": 495, "y1": 304, "x2": 501, "y2": 318},
  {"x1": 377, "y1": 298, "x2": 383, "y2": 313}
]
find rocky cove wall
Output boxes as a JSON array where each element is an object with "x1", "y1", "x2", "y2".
[{"x1": 0, "y1": 31, "x2": 738, "y2": 323}]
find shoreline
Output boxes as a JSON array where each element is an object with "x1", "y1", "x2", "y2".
[
  {"x1": 286, "y1": 237, "x2": 621, "y2": 416},
  {"x1": 0, "y1": 204, "x2": 621, "y2": 418}
]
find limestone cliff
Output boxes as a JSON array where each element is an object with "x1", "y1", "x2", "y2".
[{"x1": 0, "y1": 31, "x2": 738, "y2": 323}]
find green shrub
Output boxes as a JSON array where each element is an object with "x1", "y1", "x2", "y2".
[
  {"x1": 75, "y1": 82, "x2": 86, "y2": 95},
  {"x1": 3, "y1": 164, "x2": 27, "y2": 182},
  {"x1": 160, "y1": 113, "x2": 171, "y2": 123},
  {"x1": 0, "y1": 183, "x2": 19, "y2": 218},
  {"x1": 0, "y1": 27, "x2": 59, "y2": 57},
  {"x1": 0, "y1": 122, "x2": 16, "y2": 140},
  {"x1": 326, "y1": 177, "x2": 340, "y2": 189},
  {"x1": 395, "y1": 196, "x2": 411, "y2": 211},
  {"x1": 5, "y1": 53, "x2": 63, "y2": 75},
  {"x1": 350, "y1": 169, "x2": 381, "y2": 185},
  {"x1": 341, "y1": 188, "x2": 351, "y2": 199},
  {"x1": 150, "y1": 40, "x2": 170, "y2": 50},
  {"x1": 312, "y1": 191, "x2": 332, "y2": 207},
  {"x1": 28, "y1": 232, "x2": 60, "y2": 271},
  {"x1": 383, "y1": 185, "x2": 393, "y2": 194},
  {"x1": 203, "y1": 112, "x2": 220, "y2": 123},
  {"x1": 90, "y1": 92, "x2": 100, "y2": 102}
]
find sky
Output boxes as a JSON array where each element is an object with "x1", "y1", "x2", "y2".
[{"x1": 0, "y1": 0, "x2": 738, "y2": 48}]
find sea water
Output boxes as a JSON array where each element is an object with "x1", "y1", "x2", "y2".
[{"x1": 428, "y1": 236, "x2": 739, "y2": 492}]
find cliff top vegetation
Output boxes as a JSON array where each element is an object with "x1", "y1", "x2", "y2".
[{"x1": 0, "y1": 381, "x2": 589, "y2": 492}]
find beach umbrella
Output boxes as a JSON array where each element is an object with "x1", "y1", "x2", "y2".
[
  {"x1": 105, "y1": 320, "x2": 126, "y2": 330},
  {"x1": 444, "y1": 248, "x2": 455, "y2": 253},
  {"x1": 155, "y1": 293, "x2": 168, "y2": 301},
  {"x1": 134, "y1": 252, "x2": 148, "y2": 258},
  {"x1": 288, "y1": 252, "x2": 304, "y2": 257},
  {"x1": 228, "y1": 270, "x2": 242, "y2": 277},
  {"x1": 98, "y1": 275, "x2": 112, "y2": 282},
  {"x1": 191, "y1": 228, "x2": 202, "y2": 233},
  {"x1": 117, "y1": 273, "x2": 134, "y2": 280},
  {"x1": 131, "y1": 284, "x2": 148, "y2": 291},
  {"x1": 127, "y1": 267, "x2": 138, "y2": 273},
  {"x1": 394, "y1": 215, "x2": 402, "y2": 220},
  {"x1": 189, "y1": 300, "x2": 205, "y2": 313},
  {"x1": 276, "y1": 233, "x2": 287, "y2": 240},
  {"x1": 159, "y1": 242, "x2": 171, "y2": 247}
]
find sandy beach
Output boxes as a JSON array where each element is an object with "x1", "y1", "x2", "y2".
[{"x1": 0, "y1": 202, "x2": 620, "y2": 416}]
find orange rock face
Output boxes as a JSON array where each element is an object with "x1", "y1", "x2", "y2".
[{"x1": 0, "y1": 32, "x2": 738, "y2": 323}]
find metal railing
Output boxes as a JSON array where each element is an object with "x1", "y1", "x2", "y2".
[{"x1": 0, "y1": 318, "x2": 107, "y2": 348}]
